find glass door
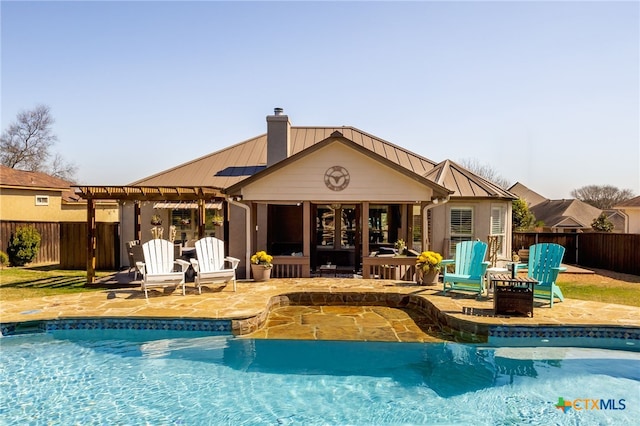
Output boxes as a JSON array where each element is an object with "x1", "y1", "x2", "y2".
[{"x1": 313, "y1": 204, "x2": 359, "y2": 271}]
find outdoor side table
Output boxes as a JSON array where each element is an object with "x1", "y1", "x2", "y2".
[
  {"x1": 319, "y1": 264, "x2": 337, "y2": 277},
  {"x1": 491, "y1": 274, "x2": 538, "y2": 317},
  {"x1": 485, "y1": 267, "x2": 508, "y2": 297}
]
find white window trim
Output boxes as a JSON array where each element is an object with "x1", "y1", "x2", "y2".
[
  {"x1": 490, "y1": 204, "x2": 506, "y2": 257},
  {"x1": 35, "y1": 195, "x2": 49, "y2": 206}
]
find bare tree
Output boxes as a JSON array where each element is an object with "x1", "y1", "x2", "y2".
[
  {"x1": 0, "y1": 105, "x2": 76, "y2": 181},
  {"x1": 570, "y1": 185, "x2": 635, "y2": 209},
  {"x1": 48, "y1": 152, "x2": 78, "y2": 182},
  {"x1": 459, "y1": 158, "x2": 511, "y2": 189}
]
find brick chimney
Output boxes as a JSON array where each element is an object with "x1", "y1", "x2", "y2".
[{"x1": 266, "y1": 107, "x2": 291, "y2": 167}]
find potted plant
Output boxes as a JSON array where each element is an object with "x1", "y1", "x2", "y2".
[
  {"x1": 250, "y1": 250, "x2": 273, "y2": 281},
  {"x1": 394, "y1": 239, "x2": 406, "y2": 255},
  {"x1": 211, "y1": 214, "x2": 224, "y2": 227},
  {"x1": 415, "y1": 251, "x2": 443, "y2": 285},
  {"x1": 150, "y1": 214, "x2": 163, "y2": 226}
]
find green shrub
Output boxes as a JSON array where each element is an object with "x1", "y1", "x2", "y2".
[
  {"x1": 7, "y1": 225, "x2": 41, "y2": 266},
  {"x1": 0, "y1": 250, "x2": 8, "y2": 268}
]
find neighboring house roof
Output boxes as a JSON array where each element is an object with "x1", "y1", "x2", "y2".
[
  {"x1": 0, "y1": 165, "x2": 116, "y2": 205},
  {"x1": 0, "y1": 165, "x2": 81, "y2": 202},
  {"x1": 1, "y1": 165, "x2": 71, "y2": 190},
  {"x1": 508, "y1": 182, "x2": 547, "y2": 206},
  {"x1": 614, "y1": 195, "x2": 640, "y2": 209},
  {"x1": 530, "y1": 199, "x2": 602, "y2": 229},
  {"x1": 603, "y1": 209, "x2": 627, "y2": 232},
  {"x1": 130, "y1": 126, "x2": 512, "y2": 199}
]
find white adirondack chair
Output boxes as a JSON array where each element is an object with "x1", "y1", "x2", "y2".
[
  {"x1": 190, "y1": 237, "x2": 240, "y2": 293},
  {"x1": 136, "y1": 239, "x2": 190, "y2": 299}
]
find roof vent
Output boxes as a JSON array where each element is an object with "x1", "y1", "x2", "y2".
[{"x1": 274, "y1": 107, "x2": 284, "y2": 116}]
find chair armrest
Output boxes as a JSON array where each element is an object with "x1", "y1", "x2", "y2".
[
  {"x1": 441, "y1": 259, "x2": 454, "y2": 275},
  {"x1": 552, "y1": 266, "x2": 567, "y2": 273},
  {"x1": 225, "y1": 256, "x2": 241, "y2": 270},
  {"x1": 135, "y1": 261, "x2": 146, "y2": 277},
  {"x1": 190, "y1": 258, "x2": 200, "y2": 273},
  {"x1": 175, "y1": 259, "x2": 190, "y2": 272},
  {"x1": 480, "y1": 261, "x2": 490, "y2": 274}
]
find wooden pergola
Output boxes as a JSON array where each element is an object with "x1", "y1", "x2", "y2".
[{"x1": 73, "y1": 185, "x2": 225, "y2": 283}]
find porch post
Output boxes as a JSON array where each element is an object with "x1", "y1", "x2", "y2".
[
  {"x1": 362, "y1": 201, "x2": 369, "y2": 258},
  {"x1": 197, "y1": 199, "x2": 205, "y2": 238},
  {"x1": 302, "y1": 201, "x2": 311, "y2": 278},
  {"x1": 134, "y1": 201, "x2": 141, "y2": 241},
  {"x1": 86, "y1": 198, "x2": 96, "y2": 284},
  {"x1": 421, "y1": 203, "x2": 429, "y2": 251}
]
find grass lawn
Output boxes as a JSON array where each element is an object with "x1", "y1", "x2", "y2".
[
  {"x1": 0, "y1": 265, "x2": 113, "y2": 301},
  {"x1": 558, "y1": 281, "x2": 640, "y2": 307}
]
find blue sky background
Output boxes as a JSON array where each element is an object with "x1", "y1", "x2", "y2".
[{"x1": 2, "y1": 0, "x2": 638, "y2": 199}]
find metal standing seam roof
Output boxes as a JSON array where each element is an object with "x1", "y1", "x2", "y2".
[
  {"x1": 424, "y1": 160, "x2": 516, "y2": 199},
  {"x1": 129, "y1": 126, "x2": 513, "y2": 199}
]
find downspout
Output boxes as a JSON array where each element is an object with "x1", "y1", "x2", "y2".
[
  {"x1": 228, "y1": 197, "x2": 251, "y2": 279},
  {"x1": 422, "y1": 195, "x2": 450, "y2": 251}
]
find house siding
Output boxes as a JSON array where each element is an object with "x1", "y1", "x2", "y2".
[{"x1": 239, "y1": 142, "x2": 435, "y2": 202}]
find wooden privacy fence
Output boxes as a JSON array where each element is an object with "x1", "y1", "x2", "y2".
[
  {"x1": 0, "y1": 221, "x2": 119, "y2": 270},
  {"x1": 0, "y1": 221, "x2": 60, "y2": 265},
  {"x1": 60, "y1": 222, "x2": 120, "y2": 270},
  {"x1": 513, "y1": 232, "x2": 640, "y2": 275}
]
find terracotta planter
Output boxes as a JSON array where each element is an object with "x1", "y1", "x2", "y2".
[
  {"x1": 251, "y1": 264, "x2": 272, "y2": 282},
  {"x1": 417, "y1": 269, "x2": 439, "y2": 285}
]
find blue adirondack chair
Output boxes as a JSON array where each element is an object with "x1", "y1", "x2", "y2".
[
  {"x1": 442, "y1": 241, "x2": 490, "y2": 296},
  {"x1": 524, "y1": 243, "x2": 567, "y2": 307}
]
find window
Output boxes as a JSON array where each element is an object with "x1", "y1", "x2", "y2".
[
  {"x1": 369, "y1": 205, "x2": 389, "y2": 244},
  {"x1": 35, "y1": 195, "x2": 49, "y2": 206},
  {"x1": 490, "y1": 205, "x2": 506, "y2": 257},
  {"x1": 411, "y1": 205, "x2": 422, "y2": 251},
  {"x1": 449, "y1": 207, "x2": 473, "y2": 255}
]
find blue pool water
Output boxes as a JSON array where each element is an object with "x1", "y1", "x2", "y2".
[{"x1": 1, "y1": 331, "x2": 639, "y2": 425}]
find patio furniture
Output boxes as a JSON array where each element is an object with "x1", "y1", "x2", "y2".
[
  {"x1": 136, "y1": 239, "x2": 190, "y2": 299},
  {"x1": 521, "y1": 243, "x2": 567, "y2": 307},
  {"x1": 129, "y1": 243, "x2": 145, "y2": 280},
  {"x1": 491, "y1": 274, "x2": 538, "y2": 317},
  {"x1": 442, "y1": 240, "x2": 490, "y2": 296},
  {"x1": 190, "y1": 237, "x2": 240, "y2": 293},
  {"x1": 126, "y1": 240, "x2": 141, "y2": 278}
]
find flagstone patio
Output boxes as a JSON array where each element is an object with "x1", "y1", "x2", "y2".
[{"x1": 2, "y1": 274, "x2": 639, "y2": 343}]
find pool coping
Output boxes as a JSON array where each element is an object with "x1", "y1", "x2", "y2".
[{"x1": 3, "y1": 290, "x2": 639, "y2": 349}]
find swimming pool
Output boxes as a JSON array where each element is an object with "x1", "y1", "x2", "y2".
[{"x1": 1, "y1": 331, "x2": 638, "y2": 425}]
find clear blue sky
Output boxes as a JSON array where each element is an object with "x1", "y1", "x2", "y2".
[{"x1": 2, "y1": 0, "x2": 638, "y2": 199}]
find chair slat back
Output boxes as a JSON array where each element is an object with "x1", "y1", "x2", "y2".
[
  {"x1": 528, "y1": 243, "x2": 565, "y2": 284},
  {"x1": 142, "y1": 239, "x2": 175, "y2": 274},
  {"x1": 454, "y1": 240, "x2": 488, "y2": 277},
  {"x1": 195, "y1": 237, "x2": 225, "y2": 272}
]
